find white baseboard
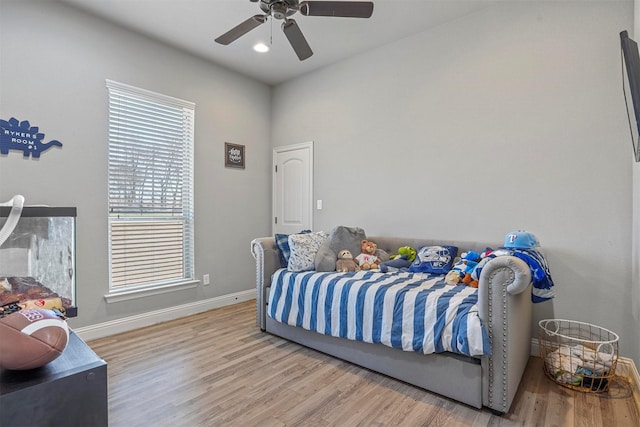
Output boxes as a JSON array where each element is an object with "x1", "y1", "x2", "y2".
[
  {"x1": 531, "y1": 337, "x2": 540, "y2": 357},
  {"x1": 611, "y1": 354, "x2": 640, "y2": 413},
  {"x1": 74, "y1": 289, "x2": 255, "y2": 342}
]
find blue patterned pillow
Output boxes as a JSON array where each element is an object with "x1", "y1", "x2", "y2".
[
  {"x1": 275, "y1": 230, "x2": 311, "y2": 267},
  {"x1": 408, "y1": 245, "x2": 458, "y2": 274}
]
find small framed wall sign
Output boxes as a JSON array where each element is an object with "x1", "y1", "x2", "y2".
[{"x1": 224, "y1": 142, "x2": 245, "y2": 169}]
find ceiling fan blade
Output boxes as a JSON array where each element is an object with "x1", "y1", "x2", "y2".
[
  {"x1": 299, "y1": 1, "x2": 374, "y2": 18},
  {"x1": 215, "y1": 15, "x2": 266, "y2": 45},
  {"x1": 282, "y1": 19, "x2": 313, "y2": 61}
]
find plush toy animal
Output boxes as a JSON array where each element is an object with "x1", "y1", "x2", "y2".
[
  {"x1": 445, "y1": 251, "x2": 482, "y2": 287},
  {"x1": 379, "y1": 246, "x2": 417, "y2": 272},
  {"x1": 392, "y1": 246, "x2": 417, "y2": 263},
  {"x1": 470, "y1": 248, "x2": 494, "y2": 284},
  {"x1": 445, "y1": 268, "x2": 462, "y2": 286},
  {"x1": 459, "y1": 251, "x2": 481, "y2": 287},
  {"x1": 336, "y1": 249, "x2": 358, "y2": 272},
  {"x1": 355, "y1": 240, "x2": 380, "y2": 270}
]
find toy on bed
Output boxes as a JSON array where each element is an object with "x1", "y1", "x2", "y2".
[
  {"x1": 355, "y1": 239, "x2": 381, "y2": 270},
  {"x1": 445, "y1": 251, "x2": 482, "y2": 287},
  {"x1": 336, "y1": 249, "x2": 358, "y2": 272},
  {"x1": 468, "y1": 248, "x2": 506, "y2": 284},
  {"x1": 379, "y1": 246, "x2": 416, "y2": 272}
]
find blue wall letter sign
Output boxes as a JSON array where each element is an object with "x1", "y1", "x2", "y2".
[{"x1": 0, "y1": 117, "x2": 62, "y2": 158}]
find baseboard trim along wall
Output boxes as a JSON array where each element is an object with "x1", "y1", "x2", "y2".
[
  {"x1": 611, "y1": 355, "x2": 640, "y2": 414},
  {"x1": 74, "y1": 289, "x2": 255, "y2": 342}
]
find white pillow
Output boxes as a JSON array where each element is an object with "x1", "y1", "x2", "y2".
[{"x1": 287, "y1": 231, "x2": 328, "y2": 272}]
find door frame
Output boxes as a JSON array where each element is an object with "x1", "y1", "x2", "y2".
[{"x1": 272, "y1": 141, "x2": 314, "y2": 235}]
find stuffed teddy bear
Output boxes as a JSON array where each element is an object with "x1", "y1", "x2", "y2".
[
  {"x1": 379, "y1": 246, "x2": 417, "y2": 272},
  {"x1": 355, "y1": 239, "x2": 381, "y2": 270},
  {"x1": 336, "y1": 249, "x2": 358, "y2": 272}
]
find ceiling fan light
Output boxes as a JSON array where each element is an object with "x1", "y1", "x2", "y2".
[{"x1": 253, "y1": 42, "x2": 270, "y2": 53}]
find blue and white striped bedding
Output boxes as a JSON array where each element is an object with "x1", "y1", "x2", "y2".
[{"x1": 267, "y1": 269, "x2": 491, "y2": 357}]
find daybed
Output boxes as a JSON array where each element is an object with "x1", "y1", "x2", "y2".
[{"x1": 251, "y1": 235, "x2": 533, "y2": 414}]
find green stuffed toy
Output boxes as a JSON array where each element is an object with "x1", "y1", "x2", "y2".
[
  {"x1": 379, "y1": 246, "x2": 417, "y2": 272},
  {"x1": 392, "y1": 246, "x2": 417, "y2": 262}
]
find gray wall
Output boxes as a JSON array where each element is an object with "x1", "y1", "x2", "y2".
[
  {"x1": 272, "y1": 1, "x2": 638, "y2": 364},
  {"x1": 0, "y1": 1, "x2": 272, "y2": 328}
]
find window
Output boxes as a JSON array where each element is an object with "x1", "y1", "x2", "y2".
[{"x1": 106, "y1": 80, "x2": 195, "y2": 293}]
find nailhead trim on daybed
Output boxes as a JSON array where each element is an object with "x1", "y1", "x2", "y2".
[{"x1": 486, "y1": 267, "x2": 514, "y2": 413}]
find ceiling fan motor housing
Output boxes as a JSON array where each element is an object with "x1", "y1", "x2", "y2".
[{"x1": 260, "y1": 0, "x2": 299, "y2": 20}]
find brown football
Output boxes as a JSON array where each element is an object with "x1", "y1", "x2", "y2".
[{"x1": 0, "y1": 308, "x2": 69, "y2": 370}]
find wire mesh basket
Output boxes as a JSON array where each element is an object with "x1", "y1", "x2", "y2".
[{"x1": 538, "y1": 319, "x2": 619, "y2": 393}]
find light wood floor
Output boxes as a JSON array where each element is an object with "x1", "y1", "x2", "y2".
[{"x1": 88, "y1": 300, "x2": 639, "y2": 427}]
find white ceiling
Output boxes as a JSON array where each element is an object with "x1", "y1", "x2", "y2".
[{"x1": 61, "y1": 0, "x2": 491, "y2": 85}]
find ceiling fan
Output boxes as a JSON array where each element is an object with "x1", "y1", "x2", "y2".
[{"x1": 215, "y1": 0, "x2": 374, "y2": 61}]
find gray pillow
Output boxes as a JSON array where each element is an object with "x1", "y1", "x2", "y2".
[
  {"x1": 376, "y1": 249, "x2": 390, "y2": 263},
  {"x1": 314, "y1": 226, "x2": 366, "y2": 272}
]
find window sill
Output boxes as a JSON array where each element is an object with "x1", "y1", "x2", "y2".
[{"x1": 104, "y1": 279, "x2": 200, "y2": 304}]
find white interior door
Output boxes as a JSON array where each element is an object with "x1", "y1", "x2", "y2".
[{"x1": 273, "y1": 141, "x2": 313, "y2": 235}]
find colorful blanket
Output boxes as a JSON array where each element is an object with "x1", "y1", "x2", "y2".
[
  {"x1": 510, "y1": 248, "x2": 554, "y2": 302},
  {"x1": 480, "y1": 248, "x2": 554, "y2": 303},
  {"x1": 268, "y1": 269, "x2": 491, "y2": 357}
]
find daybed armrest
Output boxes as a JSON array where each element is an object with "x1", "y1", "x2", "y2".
[
  {"x1": 482, "y1": 255, "x2": 531, "y2": 296},
  {"x1": 477, "y1": 255, "x2": 532, "y2": 414},
  {"x1": 251, "y1": 237, "x2": 281, "y2": 330}
]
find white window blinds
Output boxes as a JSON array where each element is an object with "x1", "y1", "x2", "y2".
[{"x1": 106, "y1": 80, "x2": 195, "y2": 289}]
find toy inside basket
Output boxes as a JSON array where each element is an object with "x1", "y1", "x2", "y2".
[{"x1": 538, "y1": 319, "x2": 619, "y2": 393}]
